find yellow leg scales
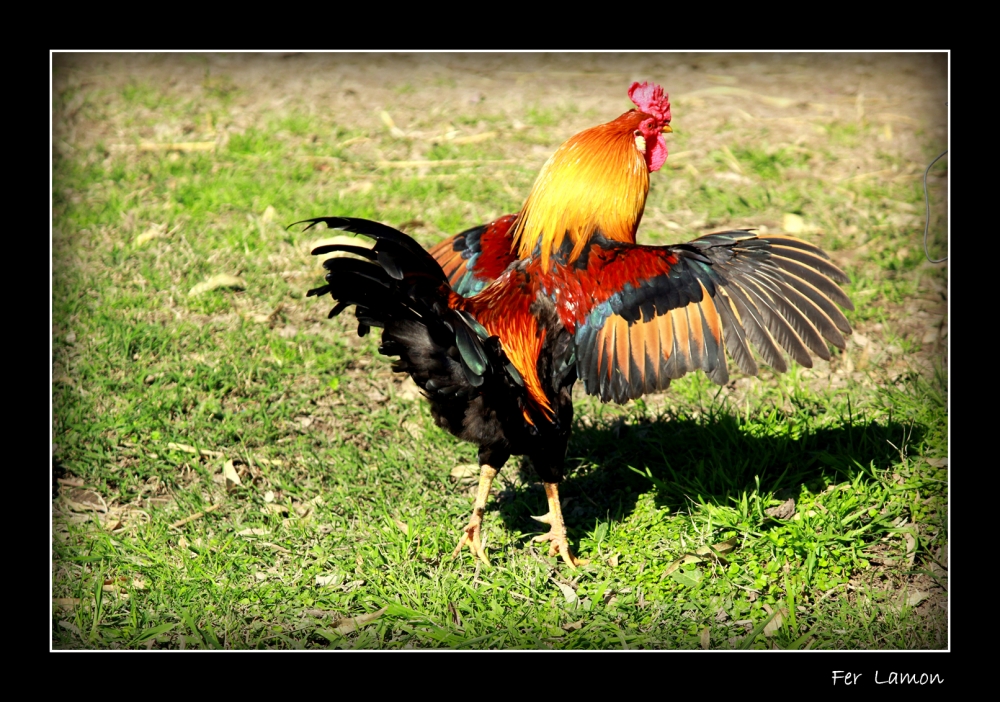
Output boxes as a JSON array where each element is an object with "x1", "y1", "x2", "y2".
[
  {"x1": 531, "y1": 482, "x2": 586, "y2": 569},
  {"x1": 452, "y1": 465, "x2": 498, "y2": 565}
]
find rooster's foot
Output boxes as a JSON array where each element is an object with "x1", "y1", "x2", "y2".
[
  {"x1": 450, "y1": 464, "x2": 498, "y2": 566},
  {"x1": 452, "y1": 513, "x2": 490, "y2": 565},
  {"x1": 530, "y1": 481, "x2": 587, "y2": 569}
]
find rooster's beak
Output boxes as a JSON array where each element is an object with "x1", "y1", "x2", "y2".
[{"x1": 662, "y1": 125, "x2": 673, "y2": 134}]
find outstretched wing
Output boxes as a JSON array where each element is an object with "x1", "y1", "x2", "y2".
[
  {"x1": 572, "y1": 231, "x2": 854, "y2": 403},
  {"x1": 428, "y1": 214, "x2": 518, "y2": 296}
]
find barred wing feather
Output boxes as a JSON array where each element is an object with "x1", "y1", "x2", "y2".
[{"x1": 574, "y1": 231, "x2": 853, "y2": 404}]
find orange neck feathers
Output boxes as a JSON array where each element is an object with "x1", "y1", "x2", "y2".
[{"x1": 510, "y1": 111, "x2": 653, "y2": 273}]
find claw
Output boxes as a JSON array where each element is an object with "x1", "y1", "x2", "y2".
[
  {"x1": 452, "y1": 516, "x2": 489, "y2": 565},
  {"x1": 531, "y1": 518, "x2": 581, "y2": 568}
]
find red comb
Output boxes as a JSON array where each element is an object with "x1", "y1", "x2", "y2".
[{"x1": 628, "y1": 82, "x2": 671, "y2": 125}]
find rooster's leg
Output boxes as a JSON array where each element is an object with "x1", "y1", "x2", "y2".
[
  {"x1": 532, "y1": 482, "x2": 585, "y2": 568},
  {"x1": 452, "y1": 464, "x2": 499, "y2": 565}
]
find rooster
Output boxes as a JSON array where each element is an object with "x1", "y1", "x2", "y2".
[{"x1": 301, "y1": 82, "x2": 852, "y2": 568}]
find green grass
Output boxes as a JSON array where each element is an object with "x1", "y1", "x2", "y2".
[{"x1": 52, "y1": 55, "x2": 947, "y2": 649}]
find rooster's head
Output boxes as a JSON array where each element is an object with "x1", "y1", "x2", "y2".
[{"x1": 628, "y1": 81, "x2": 672, "y2": 172}]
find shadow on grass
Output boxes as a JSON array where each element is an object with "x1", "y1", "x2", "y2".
[{"x1": 493, "y1": 409, "x2": 925, "y2": 552}]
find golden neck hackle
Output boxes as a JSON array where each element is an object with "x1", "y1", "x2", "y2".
[{"x1": 510, "y1": 112, "x2": 651, "y2": 272}]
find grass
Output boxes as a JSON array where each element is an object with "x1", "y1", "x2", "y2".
[{"x1": 52, "y1": 53, "x2": 947, "y2": 650}]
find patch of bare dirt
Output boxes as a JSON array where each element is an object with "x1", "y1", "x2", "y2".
[{"x1": 54, "y1": 52, "x2": 946, "y2": 149}]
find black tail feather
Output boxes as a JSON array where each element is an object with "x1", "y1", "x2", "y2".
[
  {"x1": 300, "y1": 215, "x2": 522, "y2": 413},
  {"x1": 295, "y1": 216, "x2": 441, "y2": 268}
]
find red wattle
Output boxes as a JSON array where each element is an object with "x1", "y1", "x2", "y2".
[{"x1": 648, "y1": 134, "x2": 667, "y2": 172}]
